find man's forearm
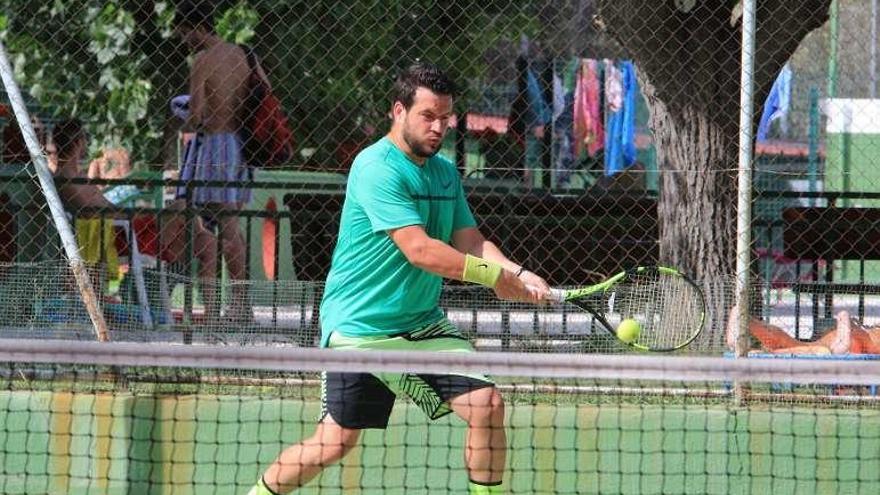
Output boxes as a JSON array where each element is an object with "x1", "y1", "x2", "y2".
[
  {"x1": 467, "y1": 239, "x2": 522, "y2": 273},
  {"x1": 406, "y1": 236, "x2": 469, "y2": 280},
  {"x1": 395, "y1": 227, "x2": 523, "y2": 286}
]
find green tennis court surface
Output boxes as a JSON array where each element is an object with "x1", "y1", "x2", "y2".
[{"x1": 3, "y1": 371, "x2": 880, "y2": 495}]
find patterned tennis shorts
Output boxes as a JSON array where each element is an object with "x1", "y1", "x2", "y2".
[{"x1": 320, "y1": 318, "x2": 494, "y2": 429}]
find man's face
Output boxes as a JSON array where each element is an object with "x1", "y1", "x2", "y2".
[
  {"x1": 399, "y1": 87, "x2": 453, "y2": 160},
  {"x1": 58, "y1": 136, "x2": 87, "y2": 169},
  {"x1": 175, "y1": 25, "x2": 200, "y2": 52},
  {"x1": 73, "y1": 136, "x2": 89, "y2": 162}
]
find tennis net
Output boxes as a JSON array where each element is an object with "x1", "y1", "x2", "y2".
[
  {"x1": 2, "y1": 339, "x2": 880, "y2": 494},
  {"x1": 0, "y1": 259, "x2": 738, "y2": 353}
]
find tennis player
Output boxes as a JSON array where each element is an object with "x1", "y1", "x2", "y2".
[{"x1": 247, "y1": 62, "x2": 549, "y2": 495}]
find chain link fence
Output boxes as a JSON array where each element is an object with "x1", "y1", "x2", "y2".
[{"x1": 0, "y1": 1, "x2": 875, "y2": 354}]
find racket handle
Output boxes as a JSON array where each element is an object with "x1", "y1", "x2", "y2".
[
  {"x1": 525, "y1": 285, "x2": 565, "y2": 302},
  {"x1": 547, "y1": 288, "x2": 566, "y2": 303}
]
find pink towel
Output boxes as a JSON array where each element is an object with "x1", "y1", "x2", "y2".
[{"x1": 573, "y1": 59, "x2": 604, "y2": 157}]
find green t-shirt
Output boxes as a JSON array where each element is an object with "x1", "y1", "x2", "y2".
[{"x1": 319, "y1": 137, "x2": 476, "y2": 345}]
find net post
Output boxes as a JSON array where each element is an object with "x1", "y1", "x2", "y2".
[
  {"x1": 0, "y1": 39, "x2": 110, "y2": 342},
  {"x1": 734, "y1": 0, "x2": 758, "y2": 404},
  {"x1": 183, "y1": 182, "x2": 195, "y2": 344}
]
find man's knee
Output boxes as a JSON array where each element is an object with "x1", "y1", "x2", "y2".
[
  {"x1": 313, "y1": 423, "x2": 361, "y2": 462},
  {"x1": 458, "y1": 387, "x2": 505, "y2": 427},
  {"x1": 326, "y1": 436, "x2": 360, "y2": 462},
  {"x1": 194, "y1": 229, "x2": 217, "y2": 255}
]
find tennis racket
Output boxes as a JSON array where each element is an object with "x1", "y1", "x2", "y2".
[{"x1": 545, "y1": 266, "x2": 706, "y2": 352}]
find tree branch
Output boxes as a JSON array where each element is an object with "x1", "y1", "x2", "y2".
[
  {"x1": 594, "y1": 1, "x2": 677, "y2": 62},
  {"x1": 594, "y1": 0, "x2": 831, "y2": 126},
  {"x1": 753, "y1": 0, "x2": 831, "y2": 95}
]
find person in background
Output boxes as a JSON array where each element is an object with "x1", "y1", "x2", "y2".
[
  {"x1": 52, "y1": 118, "x2": 220, "y2": 320},
  {"x1": 174, "y1": 0, "x2": 262, "y2": 322},
  {"x1": 727, "y1": 306, "x2": 880, "y2": 354},
  {"x1": 2, "y1": 116, "x2": 46, "y2": 165},
  {"x1": 88, "y1": 147, "x2": 132, "y2": 186}
]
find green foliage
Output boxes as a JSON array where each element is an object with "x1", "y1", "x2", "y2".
[
  {"x1": 216, "y1": 2, "x2": 259, "y2": 45},
  {"x1": 86, "y1": 5, "x2": 153, "y2": 136},
  {"x1": 250, "y1": 0, "x2": 539, "y2": 168},
  {"x1": 0, "y1": 0, "x2": 538, "y2": 168},
  {"x1": 1, "y1": 1, "x2": 154, "y2": 158},
  {"x1": 0, "y1": 0, "x2": 256, "y2": 165}
]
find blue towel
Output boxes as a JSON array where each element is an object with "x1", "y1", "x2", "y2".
[
  {"x1": 526, "y1": 68, "x2": 551, "y2": 127},
  {"x1": 757, "y1": 64, "x2": 792, "y2": 142},
  {"x1": 604, "y1": 61, "x2": 638, "y2": 176},
  {"x1": 170, "y1": 94, "x2": 190, "y2": 120}
]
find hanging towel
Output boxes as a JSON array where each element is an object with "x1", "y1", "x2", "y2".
[
  {"x1": 757, "y1": 64, "x2": 792, "y2": 141},
  {"x1": 604, "y1": 60, "x2": 624, "y2": 112},
  {"x1": 573, "y1": 59, "x2": 604, "y2": 157},
  {"x1": 526, "y1": 68, "x2": 552, "y2": 126},
  {"x1": 620, "y1": 61, "x2": 638, "y2": 167},
  {"x1": 554, "y1": 69, "x2": 576, "y2": 185},
  {"x1": 75, "y1": 218, "x2": 120, "y2": 281},
  {"x1": 552, "y1": 72, "x2": 566, "y2": 121},
  {"x1": 508, "y1": 56, "x2": 530, "y2": 146},
  {"x1": 604, "y1": 61, "x2": 639, "y2": 176}
]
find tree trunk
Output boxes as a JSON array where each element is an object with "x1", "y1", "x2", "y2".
[
  {"x1": 642, "y1": 84, "x2": 738, "y2": 350},
  {"x1": 646, "y1": 91, "x2": 737, "y2": 280}
]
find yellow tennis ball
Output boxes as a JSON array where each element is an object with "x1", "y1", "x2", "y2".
[{"x1": 616, "y1": 319, "x2": 641, "y2": 343}]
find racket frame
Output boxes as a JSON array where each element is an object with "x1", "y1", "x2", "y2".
[{"x1": 549, "y1": 266, "x2": 706, "y2": 352}]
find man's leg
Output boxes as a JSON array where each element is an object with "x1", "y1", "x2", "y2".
[
  {"x1": 193, "y1": 222, "x2": 219, "y2": 320},
  {"x1": 826, "y1": 311, "x2": 854, "y2": 354},
  {"x1": 255, "y1": 418, "x2": 361, "y2": 494},
  {"x1": 210, "y1": 202, "x2": 251, "y2": 320},
  {"x1": 726, "y1": 306, "x2": 804, "y2": 352},
  {"x1": 216, "y1": 207, "x2": 247, "y2": 281},
  {"x1": 249, "y1": 368, "x2": 395, "y2": 494},
  {"x1": 449, "y1": 386, "x2": 506, "y2": 491},
  {"x1": 157, "y1": 205, "x2": 220, "y2": 321}
]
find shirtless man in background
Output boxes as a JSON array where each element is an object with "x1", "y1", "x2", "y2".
[{"x1": 174, "y1": 0, "x2": 263, "y2": 321}]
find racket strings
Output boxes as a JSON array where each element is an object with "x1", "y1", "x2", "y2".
[{"x1": 611, "y1": 272, "x2": 703, "y2": 349}]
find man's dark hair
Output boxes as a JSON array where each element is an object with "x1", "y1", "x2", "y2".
[
  {"x1": 52, "y1": 119, "x2": 86, "y2": 158},
  {"x1": 391, "y1": 61, "x2": 458, "y2": 109},
  {"x1": 174, "y1": 0, "x2": 215, "y2": 30}
]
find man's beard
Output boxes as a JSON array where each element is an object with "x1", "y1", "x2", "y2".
[{"x1": 402, "y1": 129, "x2": 441, "y2": 159}]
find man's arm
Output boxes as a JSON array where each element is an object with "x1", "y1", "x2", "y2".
[
  {"x1": 59, "y1": 182, "x2": 118, "y2": 217},
  {"x1": 254, "y1": 59, "x2": 272, "y2": 91},
  {"x1": 389, "y1": 225, "x2": 545, "y2": 302},
  {"x1": 452, "y1": 226, "x2": 550, "y2": 291},
  {"x1": 452, "y1": 226, "x2": 518, "y2": 271},
  {"x1": 390, "y1": 225, "x2": 466, "y2": 280},
  {"x1": 184, "y1": 52, "x2": 207, "y2": 131},
  {"x1": 444, "y1": 174, "x2": 549, "y2": 293}
]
